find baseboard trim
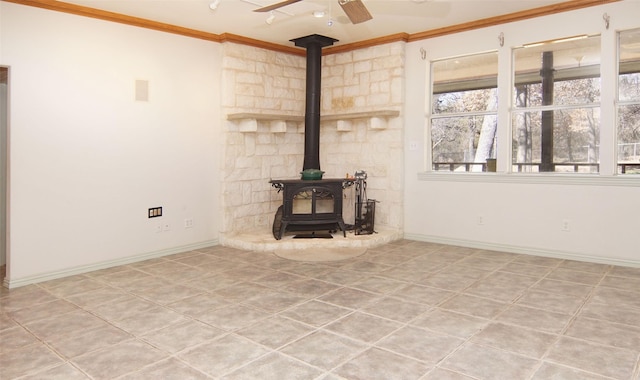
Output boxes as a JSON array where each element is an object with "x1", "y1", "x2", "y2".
[
  {"x1": 403, "y1": 233, "x2": 640, "y2": 268},
  {"x1": 4, "y1": 239, "x2": 219, "y2": 289}
]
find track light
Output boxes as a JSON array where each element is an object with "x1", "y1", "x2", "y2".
[
  {"x1": 266, "y1": 11, "x2": 275, "y2": 25},
  {"x1": 208, "y1": 0, "x2": 220, "y2": 10},
  {"x1": 522, "y1": 34, "x2": 588, "y2": 48}
]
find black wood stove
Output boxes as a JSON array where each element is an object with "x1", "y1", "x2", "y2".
[
  {"x1": 270, "y1": 178, "x2": 353, "y2": 240},
  {"x1": 270, "y1": 34, "x2": 352, "y2": 240}
]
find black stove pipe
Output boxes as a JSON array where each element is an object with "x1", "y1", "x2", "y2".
[{"x1": 290, "y1": 34, "x2": 338, "y2": 171}]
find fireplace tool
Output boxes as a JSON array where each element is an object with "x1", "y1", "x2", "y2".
[{"x1": 354, "y1": 170, "x2": 377, "y2": 235}]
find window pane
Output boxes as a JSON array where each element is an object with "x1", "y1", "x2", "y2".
[
  {"x1": 433, "y1": 89, "x2": 497, "y2": 114},
  {"x1": 617, "y1": 29, "x2": 640, "y2": 174},
  {"x1": 432, "y1": 52, "x2": 498, "y2": 113},
  {"x1": 512, "y1": 109, "x2": 600, "y2": 173},
  {"x1": 619, "y1": 28, "x2": 640, "y2": 102},
  {"x1": 432, "y1": 115, "x2": 497, "y2": 172},
  {"x1": 514, "y1": 35, "x2": 601, "y2": 107},
  {"x1": 617, "y1": 104, "x2": 640, "y2": 174},
  {"x1": 431, "y1": 51, "x2": 498, "y2": 172}
]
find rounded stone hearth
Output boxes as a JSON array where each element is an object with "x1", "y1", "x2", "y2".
[{"x1": 220, "y1": 227, "x2": 403, "y2": 252}]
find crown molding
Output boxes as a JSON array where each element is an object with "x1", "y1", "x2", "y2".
[
  {"x1": 3, "y1": 0, "x2": 621, "y2": 55},
  {"x1": 2, "y1": 0, "x2": 222, "y2": 42},
  {"x1": 407, "y1": 0, "x2": 621, "y2": 41}
]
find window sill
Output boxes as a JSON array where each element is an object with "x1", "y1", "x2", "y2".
[{"x1": 417, "y1": 172, "x2": 640, "y2": 187}]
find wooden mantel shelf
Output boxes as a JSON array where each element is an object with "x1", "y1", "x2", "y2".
[
  {"x1": 227, "y1": 113, "x2": 304, "y2": 122},
  {"x1": 226, "y1": 110, "x2": 400, "y2": 132},
  {"x1": 322, "y1": 110, "x2": 400, "y2": 122}
]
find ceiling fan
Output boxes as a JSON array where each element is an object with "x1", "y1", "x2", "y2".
[{"x1": 253, "y1": 0, "x2": 373, "y2": 24}]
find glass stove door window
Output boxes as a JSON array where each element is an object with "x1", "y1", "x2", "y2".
[
  {"x1": 430, "y1": 51, "x2": 498, "y2": 172},
  {"x1": 512, "y1": 34, "x2": 601, "y2": 173},
  {"x1": 618, "y1": 28, "x2": 640, "y2": 174}
]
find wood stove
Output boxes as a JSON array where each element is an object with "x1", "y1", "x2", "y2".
[
  {"x1": 270, "y1": 179, "x2": 352, "y2": 240},
  {"x1": 270, "y1": 34, "x2": 348, "y2": 240}
]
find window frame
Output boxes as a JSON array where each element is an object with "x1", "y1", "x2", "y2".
[
  {"x1": 509, "y1": 34, "x2": 602, "y2": 174},
  {"x1": 616, "y1": 27, "x2": 640, "y2": 175},
  {"x1": 429, "y1": 50, "x2": 499, "y2": 173}
]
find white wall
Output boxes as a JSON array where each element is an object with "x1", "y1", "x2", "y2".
[
  {"x1": 404, "y1": 1, "x2": 640, "y2": 266},
  {"x1": 1, "y1": 3, "x2": 222, "y2": 287}
]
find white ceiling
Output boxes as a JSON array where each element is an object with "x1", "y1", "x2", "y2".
[{"x1": 60, "y1": 0, "x2": 569, "y2": 47}]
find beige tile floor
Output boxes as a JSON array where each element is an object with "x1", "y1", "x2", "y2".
[{"x1": 1, "y1": 240, "x2": 640, "y2": 379}]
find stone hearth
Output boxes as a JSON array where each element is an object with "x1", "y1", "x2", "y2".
[{"x1": 220, "y1": 227, "x2": 402, "y2": 252}]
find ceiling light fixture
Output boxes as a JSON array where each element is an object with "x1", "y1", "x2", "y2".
[
  {"x1": 266, "y1": 11, "x2": 275, "y2": 24},
  {"x1": 522, "y1": 34, "x2": 589, "y2": 48},
  {"x1": 313, "y1": 10, "x2": 326, "y2": 18},
  {"x1": 208, "y1": 0, "x2": 220, "y2": 10}
]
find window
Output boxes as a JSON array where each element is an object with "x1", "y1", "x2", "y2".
[
  {"x1": 431, "y1": 51, "x2": 498, "y2": 172},
  {"x1": 618, "y1": 28, "x2": 640, "y2": 174},
  {"x1": 512, "y1": 35, "x2": 601, "y2": 173}
]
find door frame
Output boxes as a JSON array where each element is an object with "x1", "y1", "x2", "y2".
[{"x1": 1, "y1": 65, "x2": 10, "y2": 286}]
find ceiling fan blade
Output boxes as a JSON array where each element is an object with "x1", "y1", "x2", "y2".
[
  {"x1": 338, "y1": 0, "x2": 372, "y2": 24},
  {"x1": 253, "y1": 0, "x2": 303, "y2": 12}
]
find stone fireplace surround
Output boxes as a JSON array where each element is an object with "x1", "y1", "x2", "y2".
[{"x1": 219, "y1": 40, "x2": 405, "y2": 250}]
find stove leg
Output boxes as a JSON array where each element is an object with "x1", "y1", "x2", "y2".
[{"x1": 337, "y1": 219, "x2": 347, "y2": 237}]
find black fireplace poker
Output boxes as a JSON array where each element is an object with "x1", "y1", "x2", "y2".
[{"x1": 290, "y1": 34, "x2": 338, "y2": 172}]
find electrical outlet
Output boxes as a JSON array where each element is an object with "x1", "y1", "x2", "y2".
[
  {"x1": 184, "y1": 218, "x2": 193, "y2": 228},
  {"x1": 155, "y1": 224, "x2": 162, "y2": 233},
  {"x1": 477, "y1": 215, "x2": 485, "y2": 225},
  {"x1": 163, "y1": 223, "x2": 171, "y2": 232},
  {"x1": 148, "y1": 207, "x2": 162, "y2": 218},
  {"x1": 561, "y1": 219, "x2": 571, "y2": 232}
]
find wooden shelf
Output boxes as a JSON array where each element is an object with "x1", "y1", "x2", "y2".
[
  {"x1": 324, "y1": 110, "x2": 400, "y2": 131},
  {"x1": 226, "y1": 110, "x2": 400, "y2": 132},
  {"x1": 226, "y1": 113, "x2": 302, "y2": 132},
  {"x1": 321, "y1": 110, "x2": 400, "y2": 122},
  {"x1": 227, "y1": 113, "x2": 303, "y2": 122}
]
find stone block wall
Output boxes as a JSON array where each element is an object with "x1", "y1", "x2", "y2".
[
  {"x1": 220, "y1": 43, "x2": 306, "y2": 234},
  {"x1": 220, "y1": 41, "x2": 405, "y2": 235},
  {"x1": 319, "y1": 42, "x2": 405, "y2": 229}
]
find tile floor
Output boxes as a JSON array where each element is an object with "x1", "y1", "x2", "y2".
[{"x1": 1, "y1": 240, "x2": 640, "y2": 379}]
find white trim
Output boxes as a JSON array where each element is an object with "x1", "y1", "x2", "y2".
[
  {"x1": 430, "y1": 110, "x2": 497, "y2": 120},
  {"x1": 417, "y1": 172, "x2": 640, "y2": 187},
  {"x1": 404, "y1": 233, "x2": 640, "y2": 268},
  {"x1": 511, "y1": 102, "x2": 600, "y2": 113},
  {"x1": 616, "y1": 100, "x2": 640, "y2": 107},
  {"x1": 3, "y1": 239, "x2": 219, "y2": 289}
]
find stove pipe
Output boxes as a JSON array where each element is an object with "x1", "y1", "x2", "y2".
[{"x1": 290, "y1": 34, "x2": 338, "y2": 171}]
